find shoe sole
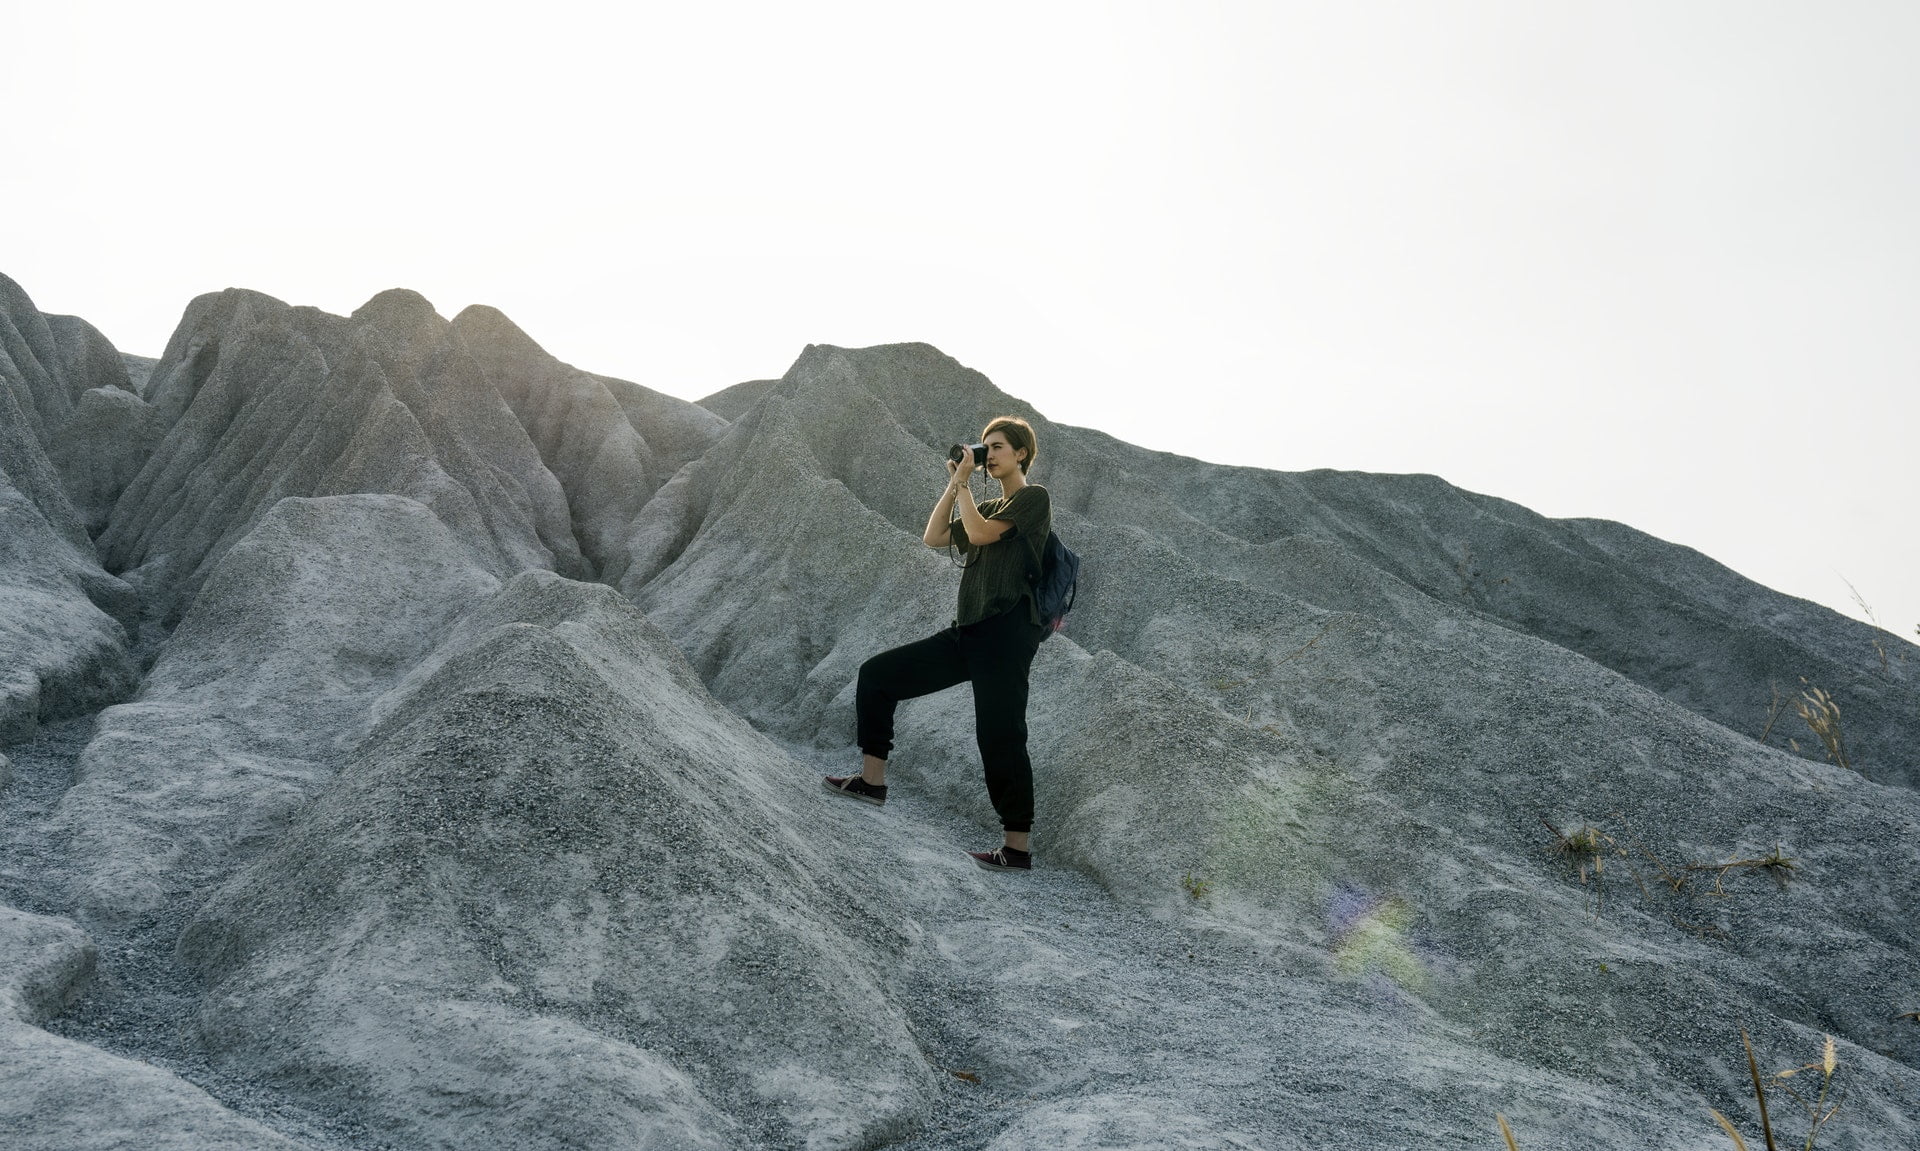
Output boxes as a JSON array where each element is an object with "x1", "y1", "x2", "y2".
[{"x1": 822, "y1": 778, "x2": 885, "y2": 806}]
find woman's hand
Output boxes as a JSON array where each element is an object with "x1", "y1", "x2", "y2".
[{"x1": 926, "y1": 455, "x2": 970, "y2": 546}]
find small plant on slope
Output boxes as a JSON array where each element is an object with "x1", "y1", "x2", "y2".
[
  {"x1": 1495, "y1": 1112, "x2": 1520, "y2": 1151},
  {"x1": 1543, "y1": 819, "x2": 1619, "y2": 911},
  {"x1": 1710, "y1": 1027, "x2": 1846, "y2": 1151},
  {"x1": 1767, "y1": 1033, "x2": 1843, "y2": 1149},
  {"x1": 1540, "y1": 815, "x2": 1801, "y2": 938},
  {"x1": 1792, "y1": 679, "x2": 1852, "y2": 775},
  {"x1": 1685, "y1": 846, "x2": 1798, "y2": 896},
  {"x1": 1759, "y1": 680, "x2": 1793, "y2": 745},
  {"x1": 1500, "y1": 1029, "x2": 1847, "y2": 1150},
  {"x1": 1843, "y1": 578, "x2": 1893, "y2": 672}
]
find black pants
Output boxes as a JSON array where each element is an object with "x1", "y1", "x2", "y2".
[{"x1": 856, "y1": 607, "x2": 1045, "y2": 833}]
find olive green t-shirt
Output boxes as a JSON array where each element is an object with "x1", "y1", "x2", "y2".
[{"x1": 948, "y1": 484, "x2": 1052, "y2": 628}]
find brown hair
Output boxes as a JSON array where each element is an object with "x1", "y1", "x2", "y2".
[{"x1": 981, "y1": 416, "x2": 1037, "y2": 474}]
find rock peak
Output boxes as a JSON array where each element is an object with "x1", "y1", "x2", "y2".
[
  {"x1": 450, "y1": 303, "x2": 544, "y2": 361},
  {"x1": 350, "y1": 288, "x2": 444, "y2": 335}
]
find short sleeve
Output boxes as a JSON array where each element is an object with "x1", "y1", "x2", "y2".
[{"x1": 990, "y1": 485, "x2": 1050, "y2": 542}]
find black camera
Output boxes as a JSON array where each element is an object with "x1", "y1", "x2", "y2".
[{"x1": 948, "y1": 443, "x2": 987, "y2": 467}]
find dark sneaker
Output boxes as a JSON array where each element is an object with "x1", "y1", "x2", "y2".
[
  {"x1": 822, "y1": 774, "x2": 888, "y2": 806},
  {"x1": 968, "y1": 846, "x2": 1031, "y2": 872}
]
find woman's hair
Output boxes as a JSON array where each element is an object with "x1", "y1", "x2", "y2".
[{"x1": 982, "y1": 416, "x2": 1038, "y2": 474}]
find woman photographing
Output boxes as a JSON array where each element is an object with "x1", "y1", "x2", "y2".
[{"x1": 823, "y1": 416, "x2": 1051, "y2": 872}]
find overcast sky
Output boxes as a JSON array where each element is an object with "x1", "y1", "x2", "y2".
[{"x1": 9, "y1": 1, "x2": 1916, "y2": 643}]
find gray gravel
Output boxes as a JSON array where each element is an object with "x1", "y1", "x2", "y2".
[{"x1": 3, "y1": 276, "x2": 1917, "y2": 1149}]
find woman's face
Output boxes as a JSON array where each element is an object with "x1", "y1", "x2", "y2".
[{"x1": 982, "y1": 432, "x2": 1025, "y2": 479}]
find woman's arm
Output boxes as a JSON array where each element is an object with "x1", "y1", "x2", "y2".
[
  {"x1": 953, "y1": 483, "x2": 1015, "y2": 546},
  {"x1": 922, "y1": 460, "x2": 968, "y2": 547}
]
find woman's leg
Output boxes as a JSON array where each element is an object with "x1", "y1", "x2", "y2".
[
  {"x1": 854, "y1": 629, "x2": 969, "y2": 784},
  {"x1": 965, "y1": 612, "x2": 1043, "y2": 841}
]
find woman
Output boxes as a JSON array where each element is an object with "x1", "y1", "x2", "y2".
[{"x1": 823, "y1": 416, "x2": 1052, "y2": 872}]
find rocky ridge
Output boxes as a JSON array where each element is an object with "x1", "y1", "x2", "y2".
[{"x1": 1, "y1": 272, "x2": 1916, "y2": 1150}]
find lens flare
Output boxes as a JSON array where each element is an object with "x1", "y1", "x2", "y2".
[{"x1": 1328, "y1": 886, "x2": 1429, "y2": 993}]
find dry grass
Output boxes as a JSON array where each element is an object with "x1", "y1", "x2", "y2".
[
  {"x1": 1543, "y1": 819, "x2": 1617, "y2": 911},
  {"x1": 1768, "y1": 1033, "x2": 1843, "y2": 1148},
  {"x1": 1500, "y1": 1028, "x2": 1845, "y2": 1150},
  {"x1": 1759, "y1": 681, "x2": 1792, "y2": 745},
  {"x1": 1840, "y1": 579, "x2": 1904, "y2": 669},
  {"x1": 1541, "y1": 816, "x2": 1803, "y2": 938},
  {"x1": 1738, "y1": 1026, "x2": 1780, "y2": 1151},
  {"x1": 1792, "y1": 679, "x2": 1852, "y2": 774},
  {"x1": 1684, "y1": 847, "x2": 1798, "y2": 897},
  {"x1": 1544, "y1": 819, "x2": 1612, "y2": 880},
  {"x1": 1708, "y1": 1107, "x2": 1754, "y2": 1151}
]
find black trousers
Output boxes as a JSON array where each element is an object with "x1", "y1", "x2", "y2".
[{"x1": 855, "y1": 606, "x2": 1045, "y2": 833}]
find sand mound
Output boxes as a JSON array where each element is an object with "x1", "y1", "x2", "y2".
[{"x1": 180, "y1": 572, "x2": 931, "y2": 1149}]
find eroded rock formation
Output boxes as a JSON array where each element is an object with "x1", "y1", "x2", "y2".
[{"x1": 2, "y1": 273, "x2": 1915, "y2": 1150}]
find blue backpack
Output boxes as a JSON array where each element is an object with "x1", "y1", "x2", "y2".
[{"x1": 1031, "y1": 530, "x2": 1080, "y2": 640}]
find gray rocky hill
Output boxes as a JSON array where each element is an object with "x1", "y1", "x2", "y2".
[{"x1": 2, "y1": 271, "x2": 1915, "y2": 1150}]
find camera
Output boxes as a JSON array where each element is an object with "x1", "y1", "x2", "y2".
[{"x1": 948, "y1": 443, "x2": 987, "y2": 467}]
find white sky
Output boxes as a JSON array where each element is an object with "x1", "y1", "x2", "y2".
[{"x1": 9, "y1": 1, "x2": 1917, "y2": 641}]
